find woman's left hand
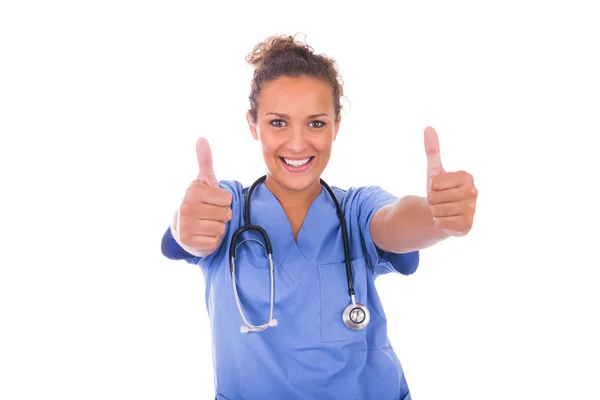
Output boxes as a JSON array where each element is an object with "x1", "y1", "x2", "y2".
[{"x1": 424, "y1": 126, "x2": 478, "y2": 237}]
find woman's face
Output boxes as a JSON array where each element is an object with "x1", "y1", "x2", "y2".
[{"x1": 246, "y1": 75, "x2": 340, "y2": 193}]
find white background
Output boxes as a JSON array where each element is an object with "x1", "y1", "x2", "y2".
[{"x1": 1, "y1": 1, "x2": 598, "y2": 399}]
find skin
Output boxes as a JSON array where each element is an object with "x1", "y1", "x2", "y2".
[
  {"x1": 246, "y1": 75, "x2": 341, "y2": 240},
  {"x1": 370, "y1": 126, "x2": 478, "y2": 253},
  {"x1": 240, "y1": 74, "x2": 480, "y2": 252},
  {"x1": 178, "y1": 74, "x2": 477, "y2": 256}
]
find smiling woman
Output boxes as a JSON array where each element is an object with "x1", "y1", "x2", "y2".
[
  {"x1": 244, "y1": 36, "x2": 344, "y2": 209},
  {"x1": 247, "y1": 75, "x2": 340, "y2": 217},
  {"x1": 161, "y1": 33, "x2": 477, "y2": 400}
]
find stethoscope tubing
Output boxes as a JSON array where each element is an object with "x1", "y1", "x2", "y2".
[{"x1": 229, "y1": 175, "x2": 364, "y2": 332}]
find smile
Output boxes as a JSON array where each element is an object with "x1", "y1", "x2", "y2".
[{"x1": 281, "y1": 157, "x2": 313, "y2": 167}]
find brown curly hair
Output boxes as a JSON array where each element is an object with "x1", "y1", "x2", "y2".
[{"x1": 245, "y1": 33, "x2": 345, "y2": 124}]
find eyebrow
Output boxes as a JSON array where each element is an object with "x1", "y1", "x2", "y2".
[{"x1": 265, "y1": 112, "x2": 329, "y2": 119}]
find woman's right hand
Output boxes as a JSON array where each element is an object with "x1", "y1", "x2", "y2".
[{"x1": 174, "y1": 138, "x2": 233, "y2": 257}]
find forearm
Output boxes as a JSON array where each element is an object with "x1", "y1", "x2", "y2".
[{"x1": 371, "y1": 195, "x2": 451, "y2": 254}]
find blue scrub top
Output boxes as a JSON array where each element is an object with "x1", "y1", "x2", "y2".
[{"x1": 161, "y1": 180, "x2": 419, "y2": 400}]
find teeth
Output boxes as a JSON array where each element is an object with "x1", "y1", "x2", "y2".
[{"x1": 283, "y1": 157, "x2": 311, "y2": 167}]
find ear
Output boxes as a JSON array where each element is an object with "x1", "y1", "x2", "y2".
[
  {"x1": 333, "y1": 114, "x2": 341, "y2": 141},
  {"x1": 246, "y1": 112, "x2": 259, "y2": 141}
]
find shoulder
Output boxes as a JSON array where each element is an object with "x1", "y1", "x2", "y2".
[
  {"x1": 327, "y1": 183, "x2": 419, "y2": 276},
  {"x1": 216, "y1": 179, "x2": 247, "y2": 197},
  {"x1": 329, "y1": 184, "x2": 399, "y2": 216}
]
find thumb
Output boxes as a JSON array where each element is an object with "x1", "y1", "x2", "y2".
[
  {"x1": 424, "y1": 126, "x2": 445, "y2": 192},
  {"x1": 196, "y1": 137, "x2": 218, "y2": 187}
]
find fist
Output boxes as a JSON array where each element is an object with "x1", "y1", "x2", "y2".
[
  {"x1": 424, "y1": 126, "x2": 478, "y2": 236},
  {"x1": 177, "y1": 137, "x2": 233, "y2": 252}
]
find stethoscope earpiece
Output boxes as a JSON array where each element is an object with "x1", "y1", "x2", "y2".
[{"x1": 240, "y1": 318, "x2": 278, "y2": 334}]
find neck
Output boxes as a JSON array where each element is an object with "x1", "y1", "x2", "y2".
[{"x1": 264, "y1": 174, "x2": 322, "y2": 210}]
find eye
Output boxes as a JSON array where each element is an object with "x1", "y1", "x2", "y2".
[
  {"x1": 270, "y1": 119, "x2": 287, "y2": 128},
  {"x1": 309, "y1": 120, "x2": 326, "y2": 128}
]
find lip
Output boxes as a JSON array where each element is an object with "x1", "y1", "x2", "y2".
[{"x1": 279, "y1": 156, "x2": 314, "y2": 173}]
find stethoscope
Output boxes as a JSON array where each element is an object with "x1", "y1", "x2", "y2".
[{"x1": 229, "y1": 175, "x2": 370, "y2": 334}]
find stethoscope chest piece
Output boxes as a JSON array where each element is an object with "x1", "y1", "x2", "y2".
[{"x1": 343, "y1": 301, "x2": 370, "y2": 330}]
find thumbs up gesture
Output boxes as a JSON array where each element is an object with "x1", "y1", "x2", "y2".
[
  {"x1": 424, "y1": 127, "x2": 478, "y2": 237},
  {"x1": 175, "y1": 138, "x2": 233, "y2": 255}
]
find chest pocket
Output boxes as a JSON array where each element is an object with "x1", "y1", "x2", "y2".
[{"x1": 318, "y1": 255, "x2": 369, "y2": 343}]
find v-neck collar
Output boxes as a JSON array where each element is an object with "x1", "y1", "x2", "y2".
[{"x1": 247, "y1": 181, "x2": 327, "y2": 265}]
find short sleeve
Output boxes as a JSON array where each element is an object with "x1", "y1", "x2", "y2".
[
  {"x1": 345, "y1": 186, "x2": 420, "y2": 279},
  {"x1": 160, "y1": 180, "x2": 244, "y2": 270}
]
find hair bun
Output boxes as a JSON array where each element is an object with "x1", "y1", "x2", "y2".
[
  {"x1": 245, "y1": 33, "x2": 313, "y2": 68},
  {"x1": 245, "y1": 32, "x2": 345, "y2": 124}
]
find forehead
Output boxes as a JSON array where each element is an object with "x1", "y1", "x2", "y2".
[{"x1": 257, "y1": 75, "x2": 334, "y2": 116}]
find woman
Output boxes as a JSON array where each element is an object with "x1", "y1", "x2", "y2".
[{"x1": 161, "y1": 34, "x2": 478, "y2": 400}]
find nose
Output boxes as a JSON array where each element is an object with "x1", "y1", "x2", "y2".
[{"x1": 286, "y1": 126, "x2": 309, "y2": 153}]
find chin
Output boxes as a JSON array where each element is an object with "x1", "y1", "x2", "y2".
[
  {"x1": 275, "y1": 173, "x2": 317, "y2": 191},
  {"x1": 285, "y1": 177, "x2": 320, "y2": 192},
  {"x1": 268, "y1": 160, "x2": 323, "y2": 192}
]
